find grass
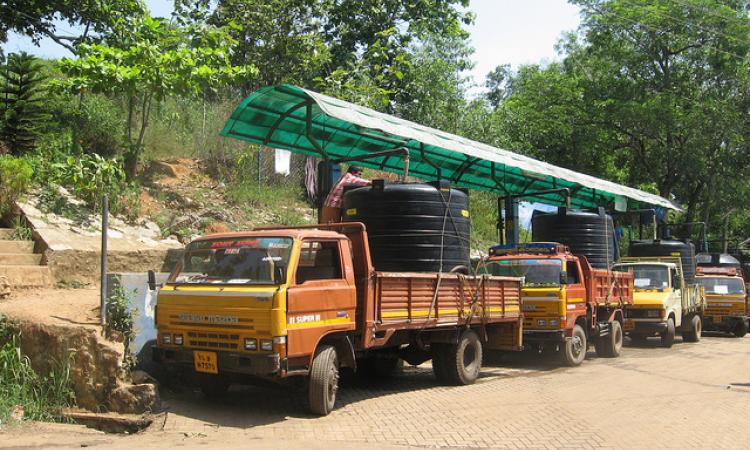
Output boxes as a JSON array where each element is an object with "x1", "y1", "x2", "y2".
[{"x1": 0, "y1": 319, "x2": 75, "y2": 424}]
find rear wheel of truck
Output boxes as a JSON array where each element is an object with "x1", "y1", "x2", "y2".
[
  {"x1": 682, "y1": 315, "x2": 702, "y2": 343},
  {"x1": 732, "y1": 321, "x2": 748, "y2": 338},
  {"x1": 661, "y1": 318, "x2": 675, "y2": 348},
  {"x1": 560, "y1": 324, "x2": 587, "y2": 366},
  {"x1": 595, "y1": 320, "x2": 623, "y2": 358},
  {"x1": 443, "y1": 329, "x2": 483, "y2": 385},
  {"x1": 309, "y1": 345, "x2": 339, "y2": 416}
]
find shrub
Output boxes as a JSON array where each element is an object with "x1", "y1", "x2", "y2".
[
  {"x1": 0, "y1": 155, "x2": 33, "y2": 217},
  {"x1": 74, "y1": 95, "x2": 125, "y2": 158},
  {"x1": 106, "y1": 281, "x2": 137, "y2": 369}
]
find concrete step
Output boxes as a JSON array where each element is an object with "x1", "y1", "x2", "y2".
[
  {"x1": 0, "y1": 253, "x2": 42, "y2": 265},
  {"x1": 0, "y1": 265, "x2": 52, "y2": 288},
  {"x1": 0, "y1": 229, "x2": 14, "y2": 239},
  {"x1": 0, "y1": 240, "x2": 34, "y2": 253}
]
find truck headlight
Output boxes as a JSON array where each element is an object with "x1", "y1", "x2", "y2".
[
  {"x1": 550, "y1": 319, "x2": 558, "y2": 326},
  {"x1": 647, "y1": 310, "x2": 661, "y2": 318},
  {"x1": 162, "y1": 334, "x2": 171, "y2": 345},
  {"x1": 173, "y1": 334, "x2": 183, "y2": 345},
  {"x1": 244, "y1": 338, "x2": 257, "y2": 351},
  {"x1": 260, "y1": 339, "x2": 273, "y2": 351}
]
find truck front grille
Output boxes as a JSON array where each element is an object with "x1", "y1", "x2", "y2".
[{"x1": 187, "y1": 332, "x2": 240, "y2": 350}]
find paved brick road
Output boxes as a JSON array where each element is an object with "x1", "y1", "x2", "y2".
[
  {"x1": 3, "y1": 335, "x2": 750, "y2": 449},
  {"x1": 152, "y1": 335, "x2": 750, "y2": 449}
]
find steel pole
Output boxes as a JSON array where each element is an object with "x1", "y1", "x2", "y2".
[{"x1": 100, "y1": 195, "x2": 108, "y2": 327}]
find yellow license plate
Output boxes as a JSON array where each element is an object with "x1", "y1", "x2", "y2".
[
  {"x1": 194, "y1": 351, "x2": 218, "y2": 374},
  {"x1": 624, "y1": 319, "x2": 635, "y2": 331}
]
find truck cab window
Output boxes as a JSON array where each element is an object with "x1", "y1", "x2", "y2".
[
  {"x1": 296, "y1": 241, "x2": 343, "y2": 283},
  {"x1": 566, "y1": 262, "x2": 581, "y2": 284}
]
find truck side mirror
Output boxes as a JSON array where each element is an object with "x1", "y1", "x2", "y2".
[
  {"x1": 274, "y1": 266, "x2": 286, "y2": 285},
  {"x1": 560, "y1": 270, "x2": 568, "y2": 285},
  {"x1": 671, "y1": 272, "x2": 681, "y2": 290},
  {"x1": 147, "y1": 270, "x2": 157, "y2": 291}
]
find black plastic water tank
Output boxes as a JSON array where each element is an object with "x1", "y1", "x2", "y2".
[
  {"x1": 629, "y1": 240, "x2": 696, "y2": 284},
  {"x1": 342, "y1": 180, "x2": 470, "y2": 272},
  {"x1": 696, "y1": 252, "x2": 741, "y2": 269},
  {"x1": 532, "y1": 207, "x2": 617, "y2": 269}
]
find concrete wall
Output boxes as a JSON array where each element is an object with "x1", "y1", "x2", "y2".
[{"x1": 107, "y1": 272, "x2": 170, "y2": 356}]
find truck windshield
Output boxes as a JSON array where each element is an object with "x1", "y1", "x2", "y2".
[
  {"x1": 168, "y1": 237, "x2": 294, "y2": 285},
  {"x1": 483, "y1": 259, "x2": 562, "y2": 287},
  {"x1": 614, "y1": 265, "x2": 669, "y2": 290},
  {"x1": 696, "y1": 277, "x2": 745, "y2": 295}
]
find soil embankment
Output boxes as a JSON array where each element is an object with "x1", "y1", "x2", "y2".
[{"x1": 0, "y1": 288, "x2": 159, "y2": 414}]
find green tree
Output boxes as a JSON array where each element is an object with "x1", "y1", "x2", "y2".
[
  {"x1": 568, "y1": 0, "x2": 750, "y2": 224},
  {"x1": 0, "y1": 0, "x2": 146, "y2": 52},
  {"x1": 0, "y1": 52, "x2": 47, "y2": 155},
  {"x1": 58, "y1": 15, "x2": 254, "y2": 177}
]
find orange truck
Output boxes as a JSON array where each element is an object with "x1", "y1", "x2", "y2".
[
  {"x1": 695, "y1": 266, "x2": 749, "y2": 337},
  {"x1": 485, "y1": 243, "x2": 633, "y2": 366},
  {"x1": 152, "y1": 223, "x2": 523, "y2": 415}
]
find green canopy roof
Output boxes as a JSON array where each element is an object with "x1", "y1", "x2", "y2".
[{"x1": 221, "y1": 84, "x2": 680, "y2": 211}]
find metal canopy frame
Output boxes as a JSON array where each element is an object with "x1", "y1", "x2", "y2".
[{"x1": 221, "y1": 84, "x2": 681, "y2": 212}]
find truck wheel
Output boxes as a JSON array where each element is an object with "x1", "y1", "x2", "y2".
[
  {"x1": 595, "y1": 321, "x2": 623, "y2": 358},
  {"x1": 308, "y1": 345, "x2": 339, "y2": 416},
  {"x1": 661, "y1": 318, "x2": 675, "y2": 348},
  {"x1": 560, "y1": 324, "x2": 587, "y2": 366},
  {"x1": 442, "y1": 329, "x2": 483, "y2": 385},
  {"x1": 732, "y1": 321, "x2": 748, "y2": 338},
  {"x1": 199, "y1": 376, "x2": 230, "y2": 397},
  {"x1": 682, "y1": 315, "x2": 702, "y2": 343}
]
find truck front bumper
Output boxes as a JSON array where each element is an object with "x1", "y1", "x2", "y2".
[
  {"x1": 152, "y1": 346, "x2": 281, "y2": 376},
  {"x1": 626, "y1": 320, "x2": 668, "y2": 336},
  {"x1": 703, "y1": 315, "x2": 749, "y2": 331},
  {"x1": 523, "y1": 329, "x2": 567, "y2": 343}
]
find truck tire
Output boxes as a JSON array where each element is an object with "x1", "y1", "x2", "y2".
[
  {"x1": 560, "y1": 324, "x2": 587, "y2": 366},
  {"x1": 309, "y1": 345, "x2": 339, "y2": 416},
  {"x1": 442, "y1": 329, "x2": 483, "y2": 385},
  {"x1": 682, "y1": 315, "x2": 702, "y2": 343},
  {"x1": 661, "y1": 318, "x2": 676, "y2": 348},
  {"x1": 595, "y1": 321, "x2": 623, "y2": 358},
  {"x1": 732, "y1": 321, "x2": 748, "y2": 338},
  {"x1": 199, "y1": 376, "x2": 230, "y2": 397}
]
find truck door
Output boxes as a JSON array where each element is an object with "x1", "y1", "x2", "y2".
[
  {"x1": 564, "y1": 259, "x2": 587, "y2": 325},
  {"x1": 286, "y1": 239, "x2": 357, "y2": 358}
]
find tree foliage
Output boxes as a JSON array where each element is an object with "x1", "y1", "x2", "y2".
[
  {"x1": 0, "y1": 0, "x2": 146, "y2": 52},
  {"x1": 0, "y1": 52, "x2": 47, "y2": 155},
  {"x1": 495, "y1": 0, "x2": 750, "y2": 239},
  {"x1": 58, "y1": 15, "x2": 254, "y2": 177}
]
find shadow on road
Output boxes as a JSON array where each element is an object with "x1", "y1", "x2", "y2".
[{"x1": 158, "y1": 353, "x2": 558, "y2": 427}]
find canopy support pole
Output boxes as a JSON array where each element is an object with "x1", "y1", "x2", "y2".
[{"x1": 504, "y1": 196, "x2": 520, "y2": 245}]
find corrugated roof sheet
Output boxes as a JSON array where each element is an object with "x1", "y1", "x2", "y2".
[{"x1": 221, "y1": 84, "x2": 681, "y2": 211}]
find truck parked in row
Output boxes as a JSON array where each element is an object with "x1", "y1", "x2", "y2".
[
  {"x1": 153, "y1": 223, "x2": 523, "y2": 415},
  {"x1": 485, "y1": 242, "x2": 633, "y2": 366},
  {"x1": 695, "y1": 265, "x2": 748, "y2": 337},
  {"x1": 613, "y1": 256, "x2": 705, "y2": 347}
]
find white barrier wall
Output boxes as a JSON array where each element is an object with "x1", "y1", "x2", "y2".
[{"x1": 107, "y1": 272, "x2": 170, "y2": 355}]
